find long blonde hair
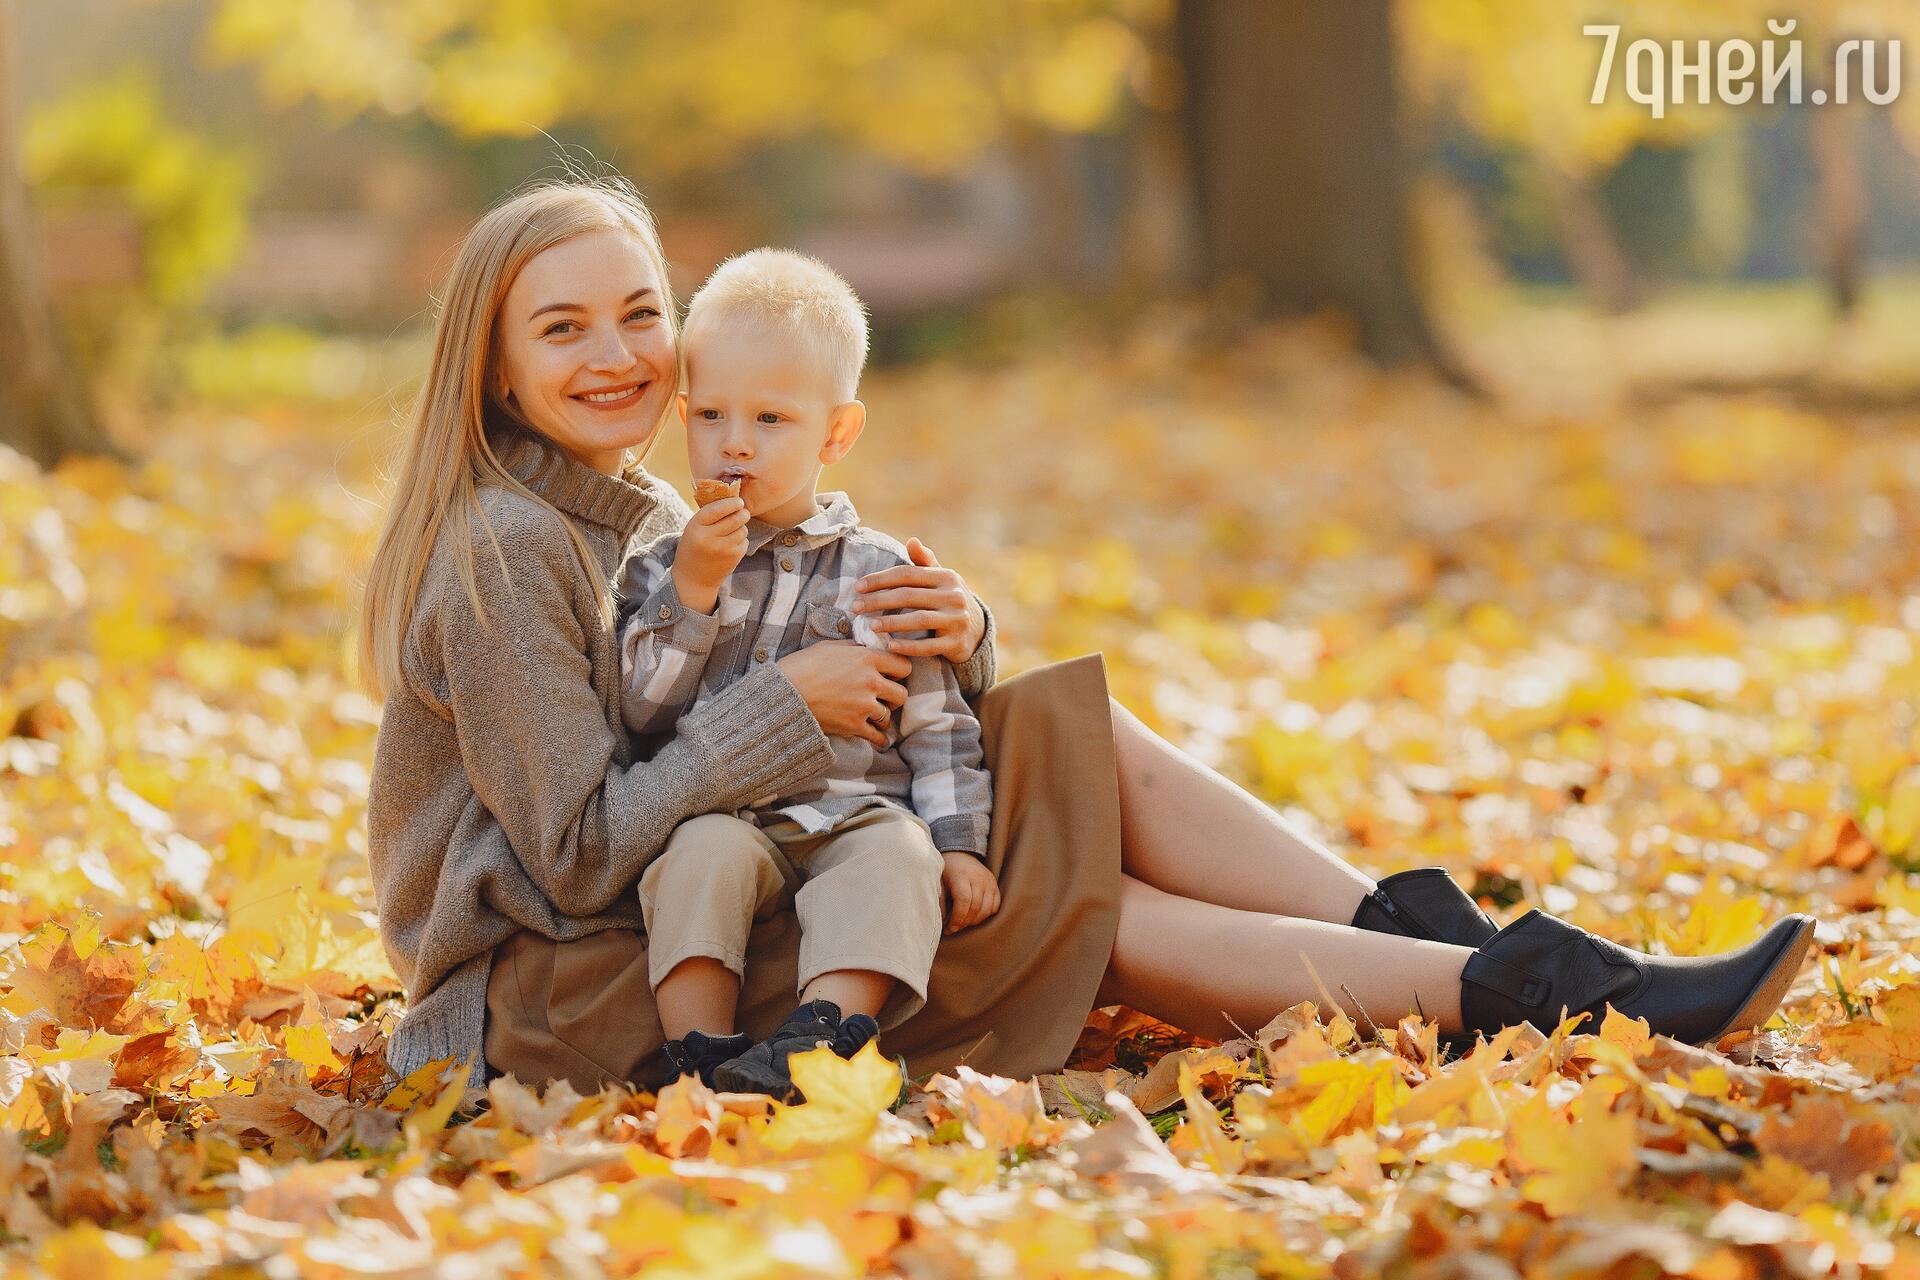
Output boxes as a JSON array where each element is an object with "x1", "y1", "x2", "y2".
[{"x1": 358, "y1": 176, "x2": 677, "y2": 703}]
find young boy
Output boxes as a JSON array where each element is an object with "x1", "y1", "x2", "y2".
[{"x1": 614, "y1": 249, "x2": 999, "y2": 1099}]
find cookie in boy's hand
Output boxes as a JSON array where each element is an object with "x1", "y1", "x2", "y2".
[{"x1": 693, "y1": 477, "x2": 742, "y2": 506}]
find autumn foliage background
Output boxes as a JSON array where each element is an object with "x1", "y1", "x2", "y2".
[{"x1": 5, "y1": 2, "x2": 1920, "y2": 1276}]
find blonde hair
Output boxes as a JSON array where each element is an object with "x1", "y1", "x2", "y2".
[
  {"x1": 683, "y1": 248, "x2": 869, "y2": 401},
  {"x1": 357, "y1": 176, "x2": 677, "y2": 703}
]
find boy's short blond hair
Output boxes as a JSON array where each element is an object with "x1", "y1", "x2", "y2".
[{"x1": 683, "y1": 248, "x2": 870, "y2": 402}]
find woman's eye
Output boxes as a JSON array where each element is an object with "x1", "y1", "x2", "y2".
[
  {"x1": 543, "y1": 321, "x2": 577, "y2": 336},
  {"x1": 626, "y1": 307, "x2": 659, "y2": 322}
]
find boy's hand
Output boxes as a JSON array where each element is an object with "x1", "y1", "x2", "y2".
[
  {"x1": 673, "y1": 496, "x2": 750, "y2": 614},
  {"x1": 941, "y1": 851, "x2": 1000, "y2": 934}
]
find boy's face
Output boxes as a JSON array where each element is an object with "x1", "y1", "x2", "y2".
[{"x1": 680, "y1": 322, "x2": 864, "y2": 529}]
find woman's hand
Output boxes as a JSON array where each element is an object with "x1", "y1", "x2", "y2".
[
  {"x1": 777, "y1": 641, "x2": 911, "y2": 748},
  {"x1": 941, "y1": 852, "x2": 1001, "y2": 933},
  {"x1": 852, "y1": 538, "x2": 986, "y2": 663}
]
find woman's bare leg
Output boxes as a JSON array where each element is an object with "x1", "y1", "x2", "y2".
[
  {"x1": 1112, "y1": 699, "x2": 1378, "y2": 922},
  {"x1": 1096, "y1": 874, "x2": 1470, "y2": 1039}
]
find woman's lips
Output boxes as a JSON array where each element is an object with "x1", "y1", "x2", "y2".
[{"x1": 572, "y1": 381, "x2": 648, "y2": 409}]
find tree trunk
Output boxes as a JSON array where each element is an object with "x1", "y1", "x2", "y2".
[
  {"x1": 1175, "y1": 0, "x2": 1461, "y2": 372},
  {"x1": 1006, "y1": 123, "x2": 1095, "y2": 286},
  {"x1": 1538, "y1": 157, "x2": 1642, "y2": 314},
  {"x1": 0, "y1": 0, "x2": 116, "y2": 468},
  {"x1": 1810, "y1": 100, "x2": 1865, "y2": 319}
]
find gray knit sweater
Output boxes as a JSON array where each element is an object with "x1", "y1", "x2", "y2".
[{"x1": 367, "y1": 425, "x2": 995, "y2": 1088}]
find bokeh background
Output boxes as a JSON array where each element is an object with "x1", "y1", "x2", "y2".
[
  {"x1": 5, "y1": 3, "x2": 1920, "y2": 1270},
  {"x1": 12, "y1": 0, "x2": 1920, "y2": 438}
]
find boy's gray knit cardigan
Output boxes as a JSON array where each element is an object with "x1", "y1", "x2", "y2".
[{"x1": 366, "y1": 424, "x2": 995, "y2": 1089}]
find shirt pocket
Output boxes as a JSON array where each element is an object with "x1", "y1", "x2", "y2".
[{"x1": 805, "y1": 603, "x2": 858, "y2": 642}]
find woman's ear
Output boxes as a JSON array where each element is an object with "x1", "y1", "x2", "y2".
[
  {"x1": 819, "y1": 400, "x2": 867, "y2": 464},
  {"x1": 676, "y1": 393, "x2": 688, "y2": 423}
]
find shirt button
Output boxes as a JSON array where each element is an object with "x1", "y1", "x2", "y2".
[
  {"x1": 754, "y1": 647, "x2": 769, "y2": 662},
  {"x1": 782, "y1": 532, "x2": 799, "y2": 546},
  {"x1": 836, "y1": 618, "x2": 852, "y2": 635},
  {"x1": 657, "y1": 605, "x2": 672, "y2": 620},
  {"x1": 780, "y1": 557, "x2": 795, "y2": 572}
]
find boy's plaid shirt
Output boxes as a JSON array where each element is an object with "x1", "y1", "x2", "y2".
[{"x1": 614, "y1": 492, "x2": 992, "y2": 857}]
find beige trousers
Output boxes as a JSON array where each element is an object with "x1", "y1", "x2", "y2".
[
  {"x1": 638, "y1": 805, "x2": 945, "y2": 1030},
  {"x1": 484, "y1": 655, "x2": 1121, "y2": 1094}
]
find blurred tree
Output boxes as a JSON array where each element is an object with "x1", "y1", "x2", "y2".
[
  {"x1": 194, "y1": 0, "x2": 1480, "y2": 368},
  {"x1": 0, "y1": 0, "x2": 117, "y2": 466},
  {"x1": 1397, "y1": 0, "x2": 1722, "y2": 313},
  {"x1": 1402, "y1": 0, "x2": 1909, "y2": 319},
  {"x1": 1176, "y1": 0, "x2": 1458, "y2": 368},
  {"x1": 198, "y1": 0, "x2": 1176, "y2": 286},
  {"x1": 1812, "y1": 100, "x2": 1866, "y2": 317},
  {"x1": 24, "y1": 71, "x2": 255, "y2": 388}
]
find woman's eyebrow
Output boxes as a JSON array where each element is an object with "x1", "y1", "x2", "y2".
[{"x1": 528, "y1": 286, "x2": 657, "y2": 322}]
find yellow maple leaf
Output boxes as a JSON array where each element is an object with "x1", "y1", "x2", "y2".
[
  {"x1": 1883, "y1": 1162, "x2": 1920, "y2": 1225},
  {"x1": 1823, "y1": 982, "x2": 1920, "y2": 1081},
  {"x1": 282, "y1": 1023, "x2": 341, "y2": 1077},
  {"x1": 1290, "y1": 1053, "x2": 1407, "y2": 1146},
  {"x1": 1169, "y1": 1060, "x2": 1244, "y2": 1174},
  {"x1": 402, "y1": 1056, "x2": 474, "y2": 1145},
  {"x1": 759, "y1": 1041, "x2": 901, "y2": 1153},
  {"x1": 1598, "y1": 1006, "x2": 1652, "y2": 1057},
  {"x1": 653, "y1": 1074, "x2": 724, "y2": 1159},
  {"x1": 1659, "y1": 878, "x2": 1766, "y2": 955},
  {"x1": 1511, "y1": 1091, "x2": 1638, "y2": 1217},
  {"x1": 1, "y1": 932, "x2": 138, "y2": 1031}
]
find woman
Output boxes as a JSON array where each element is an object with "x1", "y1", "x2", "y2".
[{"x1": 362, "y1": 178, "x2": 1815, "y2": 1093}]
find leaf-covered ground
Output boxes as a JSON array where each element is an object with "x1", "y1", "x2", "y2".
[{"x1": 3, "y1": 325, "x2": 1919, "y2": 1276}]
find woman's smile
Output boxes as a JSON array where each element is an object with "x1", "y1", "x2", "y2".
[{"x1": 574, "y1": 380, "x2": 650, "y2": 409}]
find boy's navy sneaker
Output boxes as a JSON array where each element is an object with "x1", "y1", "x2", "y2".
[
  {"x1": 711, "y1": 999, "x2": 884, "y2": 1101},
  {"x1": 660, "y1": 1029, "x2": 753, "y2": 1089}
]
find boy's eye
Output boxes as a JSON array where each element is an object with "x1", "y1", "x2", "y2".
[
  {"x1": 757, "y1": 412, "x2": 782, "y2": 424},
  {"x1": 696, "y1": 408, "x2": 721, "y2": 420}
]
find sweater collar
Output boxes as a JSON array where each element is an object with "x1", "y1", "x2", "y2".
[
  {"x1": 487, "y1": 419, "x2": 664, "y2": 540},
  {"x1": 744, "y1": 491, "x2": 860, "y2": 554}
]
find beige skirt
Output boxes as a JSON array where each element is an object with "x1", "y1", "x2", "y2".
[{"x1": 483, "y1": 654, "x2": 1123, "y2": 1092}]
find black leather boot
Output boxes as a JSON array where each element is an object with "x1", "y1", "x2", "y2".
[
  {"x1": 1351, "y1": 867, "x2": 1499, "y2": 947},
  {"x1": 1460, "y1": 909, "x2": 1816, "y2": 1045},
  {"x1": 711, "y1": 1000, "x2": 885, "y2": 1101},
  {"x1": 661, "y1": 1030, "x2": 753, "y2": 1089}
]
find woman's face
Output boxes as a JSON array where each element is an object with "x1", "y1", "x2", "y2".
[{"x1": 493, "y1": 228, "x2": 676, "y2": 475}]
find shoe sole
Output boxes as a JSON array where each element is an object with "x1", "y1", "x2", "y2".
[{"x1": 1702, "y1": 915, "x2": 1816, "y2": 1043}]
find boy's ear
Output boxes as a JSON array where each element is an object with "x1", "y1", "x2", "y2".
[
  {"x1": 676, "y1": 393, "x2": 688, "y2": 424},
  {"x1": 819, "y1": 400, "x2": 866, "y2": 465}
]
